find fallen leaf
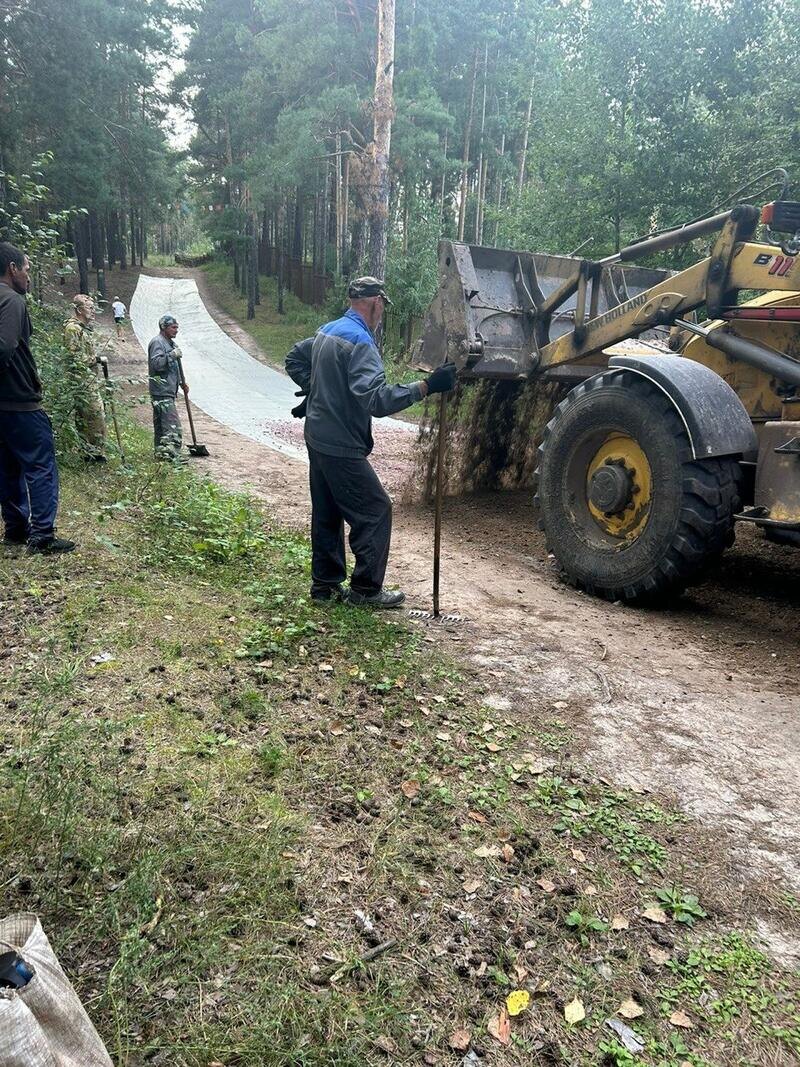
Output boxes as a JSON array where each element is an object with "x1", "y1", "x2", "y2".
[
  {"x1": 436, "y1": 731, "x2": 451, "y2": 742},
  {"x1": 564, "y1": 997, "x2": 585, "y2": 1025},
  {"x1": 318, "y1": 663, "x2": 334, "y2": 672},
  {"x1": 401, "y1": 779, "x2": 420, "y2": 799},
  {"x1": 647, "y1": 946, "x2": 671, "y2": 966},
  {"x1": 617, "y1": 997, "x2": 644, "y2": 1020},
  {"x1": 399, "y1": 719, "x2": 413, "y2": 729},
  {"x1": 159, "y1": 987, "x2": 177, "y2": 1001},
  {"x1": 512, "y1": 963, "x2": 528, "y2": 983},
  {"x1": 462, "y1": 878, "x2": 482, "y2": 894},
  {"x1": 487, "y1": 1007, "x2": 511, "y2": 1045},
  {"x1": 669, "y1": 1009, "x2": 693, "y2": 1029},
  {"x1": 501, "y1": 844, "x2": 515, "y2": 863},
  {"x1": 506, "y1": 989, "x2": 530, "y2": 1016},
  {"x1": 610, "y1": 914, "x2": 630, "y2": 931},
  {"x1": 481, "y1": 722, "x2": 495, "y2": 733},
  {"x1": 536, "y1": 877, "x2": 556, "y2": 893},
  {"x1": 584, "y1": 884, "x2": 597, "y2": 896},
  {"x1": 571, "y1": 848, "x2": 586, "y2": 863},
  {"x1": 641, "y1": 905, "x2": 668, "y2": 924},
  {"x1": 467, "y1": 810, "x2": 487, "y2": 824},
  {"x1": 373, "y1": 1034, "x2": 397, "y2": 1055},
  {"x1": 474, "y1": 844, "x2": 501, "y2": 859},
  {"x1": 448, "y1": 1028, "x2": 471, "y2": 1052},
  {"x1": 604, "y1": 1018, "x2": 644, "y2": 1054},
  {"x1": 329, "y1": 721, "x2": 345, "y2": 736},
  {"x1": 486, "y1": 742, "x2": 501, "y2": 752}
]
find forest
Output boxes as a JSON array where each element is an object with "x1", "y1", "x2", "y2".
[{"x1": 3, "y1": 0, "x2": 799, "y2": 334}]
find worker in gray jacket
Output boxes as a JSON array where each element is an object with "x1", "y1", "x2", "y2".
[
  {"x1": 286, "y1": 276, "x2": 455, "y2": 608},
  {"x1": 148, "y1": 314, "x2": 188, "y2": 459}
]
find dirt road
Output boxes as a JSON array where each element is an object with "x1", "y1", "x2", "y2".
[{"x1": 121, "y1": 269, "x2": 800, "y2": 965}]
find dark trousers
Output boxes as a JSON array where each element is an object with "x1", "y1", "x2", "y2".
[
  {"x1": 0, "y1": 409, "x2": 59, "y2": 542},
  {"x1": 308, "y1": 446, "x2": 392, "y2": 595},
  {"x1": 151, "y1": 397, "x2": 182, "y2": 459}
]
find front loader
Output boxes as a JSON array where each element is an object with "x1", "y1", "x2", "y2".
[{"x1": 416, "y1": 183, "x2": 800, "y2": 602}]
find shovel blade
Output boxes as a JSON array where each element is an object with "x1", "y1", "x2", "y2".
[{"x1": 187, "y1": 444, "x2": 210, "y2": 457}]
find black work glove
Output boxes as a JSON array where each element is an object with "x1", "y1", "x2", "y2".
[
  {"x1": 425, "y1": 361, "x2": 457, "y2": 396},
  {"x1": 291, "y1": 389, "x2": 308, "y2": 419}
]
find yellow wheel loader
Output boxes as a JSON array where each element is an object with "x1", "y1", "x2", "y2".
[{"x1": 416, "y1": 178, "x2": 800, "y2": 602}]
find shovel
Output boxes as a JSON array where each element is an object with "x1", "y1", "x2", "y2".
[{"x1": 175, "y1": 356, "x2": 210, "y2": 457}]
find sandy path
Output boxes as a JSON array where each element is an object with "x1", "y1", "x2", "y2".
[{"x1": 123, "y1": 271, "x2": 800, "y2": 965}]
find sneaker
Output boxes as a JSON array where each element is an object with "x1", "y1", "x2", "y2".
[
  {"x1": 311, "y1": 584, "x2": 348, "y2": 603},
  {"x1": 348, "y1": 588, "x2": 406, "y2": 609},
  {"x1": 28, "y1": 537, "x2": 76, "y2": 555}
]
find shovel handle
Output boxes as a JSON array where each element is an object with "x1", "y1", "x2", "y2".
[
  {"x1": 432, "y1": 391, "x2": 448, "y2": 617},
  {"x1": 176, "y1": 357, "x2": 200, "y2": 447}
]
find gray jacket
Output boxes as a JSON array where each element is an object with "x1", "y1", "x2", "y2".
[
  {"x1": 148, "y1": 334, "x2": 181, "y2": 399},
  {"x1": 285, "y1": 309, "x2": 422, "y2": 459}
]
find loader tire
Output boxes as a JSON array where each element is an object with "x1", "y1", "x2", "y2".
[{"x1": 533, "y1": 371, "x2": 742, "y2": 603}]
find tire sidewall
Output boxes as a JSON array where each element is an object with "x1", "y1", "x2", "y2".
[{"x1": 538, "y1": 377, "x2": 691, "y2": 591}]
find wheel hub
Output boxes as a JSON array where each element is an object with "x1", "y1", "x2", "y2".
[{"x1": 588, "y1": 460, "x2": 635, "y2": 515}]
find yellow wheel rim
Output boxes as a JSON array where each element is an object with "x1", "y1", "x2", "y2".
[{"x1": 586, "y1": 433, "x2": 652, "y2": 540}]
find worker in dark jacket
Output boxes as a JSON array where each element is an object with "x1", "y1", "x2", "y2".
[
  {"x1": 0, "y1": 242, "x2": 74, "y2": 554},
  {"x1": 148, "y1": 314, "x2": 187, "y2": 459},
  {"x1": 286, "y1": 276, "x2": 455, "y2": 608}
]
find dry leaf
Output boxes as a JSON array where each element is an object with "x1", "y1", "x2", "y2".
[
  {"x1": 318, "y1": 663, "x2": 334, "y2": 672},
  {"x1": 487, "y1": 1007, "x2": 511, "y2": 1045},
  {"x1": 584, "y1": 884, "x2": 597, "y2": 896},
  {"x1": 400, "y1": 779, "x2": 420, "y2": 799},
  {"x1": 669, "y1": 1010, "x2": 693, "y2": 1029},
  {"x1": 506, "y1": 989, "x2": 530, "y2": 1016},
  {"x1": 641, "y1": 905, "x2": 668, "y2": 924},
  {"x1": 571, "y1": 848, "x2": 587, "y2": 863},
  {"x1": 536, "y1": 877, "x2": 556, "y2": 892},
  {"x1": 501, "y1": 844, "x2": 515, "y2": 863},
  {"x1": 564, "y1": 997, "x2": 586, "y2": 1025},
  {"x1": 462, "y1": 878, "x2": 482, "y2": 894},
  {"x1": 617, "y1": 998, "x2": 644, "y2": 1020},
  {"x1": 329, "y1": 721, "x2": 345, "y2": 736},
  {"x1": 373, "y1": 1035, "x2": 397, "y2": 1055},
  {"x1": 610, "y1": 914, "x2": 630, "y2": 931},
  {"x1": 467, "y1": 810, "x2": 487, "y2": 824},
  {"x1": 647, "y1": 946, "x2": 671, "y2": 966},
  {"x1": 448, "y1": 1028, "x2": 471, "y2": 1052},
  {"x1": 436, "y1": 731, "x2": 451, "y2": 742},
  {"x1": 474, "y1": 844, "x2": 501, "y2": 859},
  {"x1": 486, "y1": 742, "x2": 501, "y2": 752}
]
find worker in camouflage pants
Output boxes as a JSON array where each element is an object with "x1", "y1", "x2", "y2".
[
  {"x1": 63, "y1": 295, "x2": 107, "y2": 461},
  {"x1": 147, "y1": 314, "x2": 188, "y2": 459}
]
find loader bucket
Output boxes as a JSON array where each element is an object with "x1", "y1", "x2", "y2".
[{"x1": 415, "y1": 239, "x2": 670, "y2": 378}]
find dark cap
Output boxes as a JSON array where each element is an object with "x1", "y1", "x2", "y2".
[
  {"x1": 159, "y1": 314, "x2": 178, "y2": 329},
  {"x1": 347, "y1": 276, "x2": 393, "y2": 306}
]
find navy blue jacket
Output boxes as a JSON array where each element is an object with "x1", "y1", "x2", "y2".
[{"x1": 285, "y1": 309, "x2": 422, "y2": 458}]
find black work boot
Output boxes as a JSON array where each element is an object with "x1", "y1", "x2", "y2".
[
  {"x1": 3, "y1": 531, "x2": 29, "y2": 547},
  {"x1": 310, "y1": 584, "x2": 348, "y2": 603},
  {"x1": 348, "y1": 588, "x2": 406, "y2": 609},
  {"x1": 28, "y1": 537, "x2": 76, "y2": 556}
]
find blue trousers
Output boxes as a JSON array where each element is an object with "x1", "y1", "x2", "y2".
[{"x1": 0, "y1": 410, "x2": 59, "y2": 541}]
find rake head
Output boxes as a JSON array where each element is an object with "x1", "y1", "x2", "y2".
[{"x1": 407, "y1": 609, "x2": 464, "y2": 624}]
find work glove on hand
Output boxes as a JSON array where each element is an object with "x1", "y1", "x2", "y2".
[
  {"x1": 425, "y1": 361, "x2": 457, "y2": 396},
  {"x1": 291, "y1": 389, "x2": 308, "y2": 420}
]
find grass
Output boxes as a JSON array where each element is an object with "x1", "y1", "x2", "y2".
[{"x1": 1, "y1": 404, "x2": 799, "y2": 1064}]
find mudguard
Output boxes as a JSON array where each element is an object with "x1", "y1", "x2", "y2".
[{"x1": 606, "y1": 353, "x2": 758, "y2": 460}]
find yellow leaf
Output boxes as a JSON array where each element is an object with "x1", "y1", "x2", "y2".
[
  {"x1": 537, "y1": 877, "x2": 556, "y2": 892},
  {"x1": 474, "y1": 844, "x2": 501, "y2": 859},
  {"x1": 571, "y1": 848, "x2": 587, "y2": 863},
  {"x1": 564, "y1": 997, "x2": 585, "y2": 1025},
  {"x1": 617, "y1": 998, "x2": 644, "y2": 1020},
  {"x1": 669, "y1": 1009, "x2": 693, "y2": 1029},
  {"x1": 506, "y1": 989, "x2": 530, "y2": 1017},
  {"x1": 400, "y1": 779, "x2": 420, "y2": 799},
  {"x1": 648, "y1": 946, "x2": 671, "y2": 966},
  {"x1": 487, "y1": 1008, "x2": 511, "y2": 1045},
  {"x1": 462, "y1": 878, "x2": 482, "y2": 894},
  {"x1": 641, "y1": 905, "x2": 668, "y2": 924},
  {"x1": 329, "y1": 721, "x2": 345, "y2": 736},
  {"x1": 610, "y1": 914, "x2": 630, "y2": 931}
]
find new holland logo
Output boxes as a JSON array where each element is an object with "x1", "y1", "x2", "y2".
[{"x1": 753, "y1": 251, "x2": 795, "y2": 276}]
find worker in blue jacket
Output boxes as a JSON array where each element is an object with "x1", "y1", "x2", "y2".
[{"x1": 286, "y1": 276, "x2": 455, "y2": 608}]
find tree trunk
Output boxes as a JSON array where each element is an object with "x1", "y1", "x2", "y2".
[
  {"x1": 277, "y1": 200, "x2": 286, "y2": 315},
  {"x1": 458, "y1": 48, "x2": 479, "y2": 241},
  {"x1": 342, "y1": 151, "x2": 350, "y2": 272},
  {"x1": 474, "y1": 43, "x2": 488, "y2": 243},
  {"x1": 334, "y1": 134, "x2": 342, "y2": 276},
  {"x1": 75, "y1": 214, "x2": 90, "y2": 295},
  {"x1": 367, "y1": 0, "x2": 395, "y2": 280},
  {"x1": 246, "y1": 214, "x2": 256, "y2": 320},
  {"x1": 493, "y1": 130, "x2": 506, "y2": 246},
  {"x1": 517, "y1": 36, "x2": 539, "y2": 197},
  {"x1": 89, "y1": 210, "x2": 105, "y2": 270}
]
